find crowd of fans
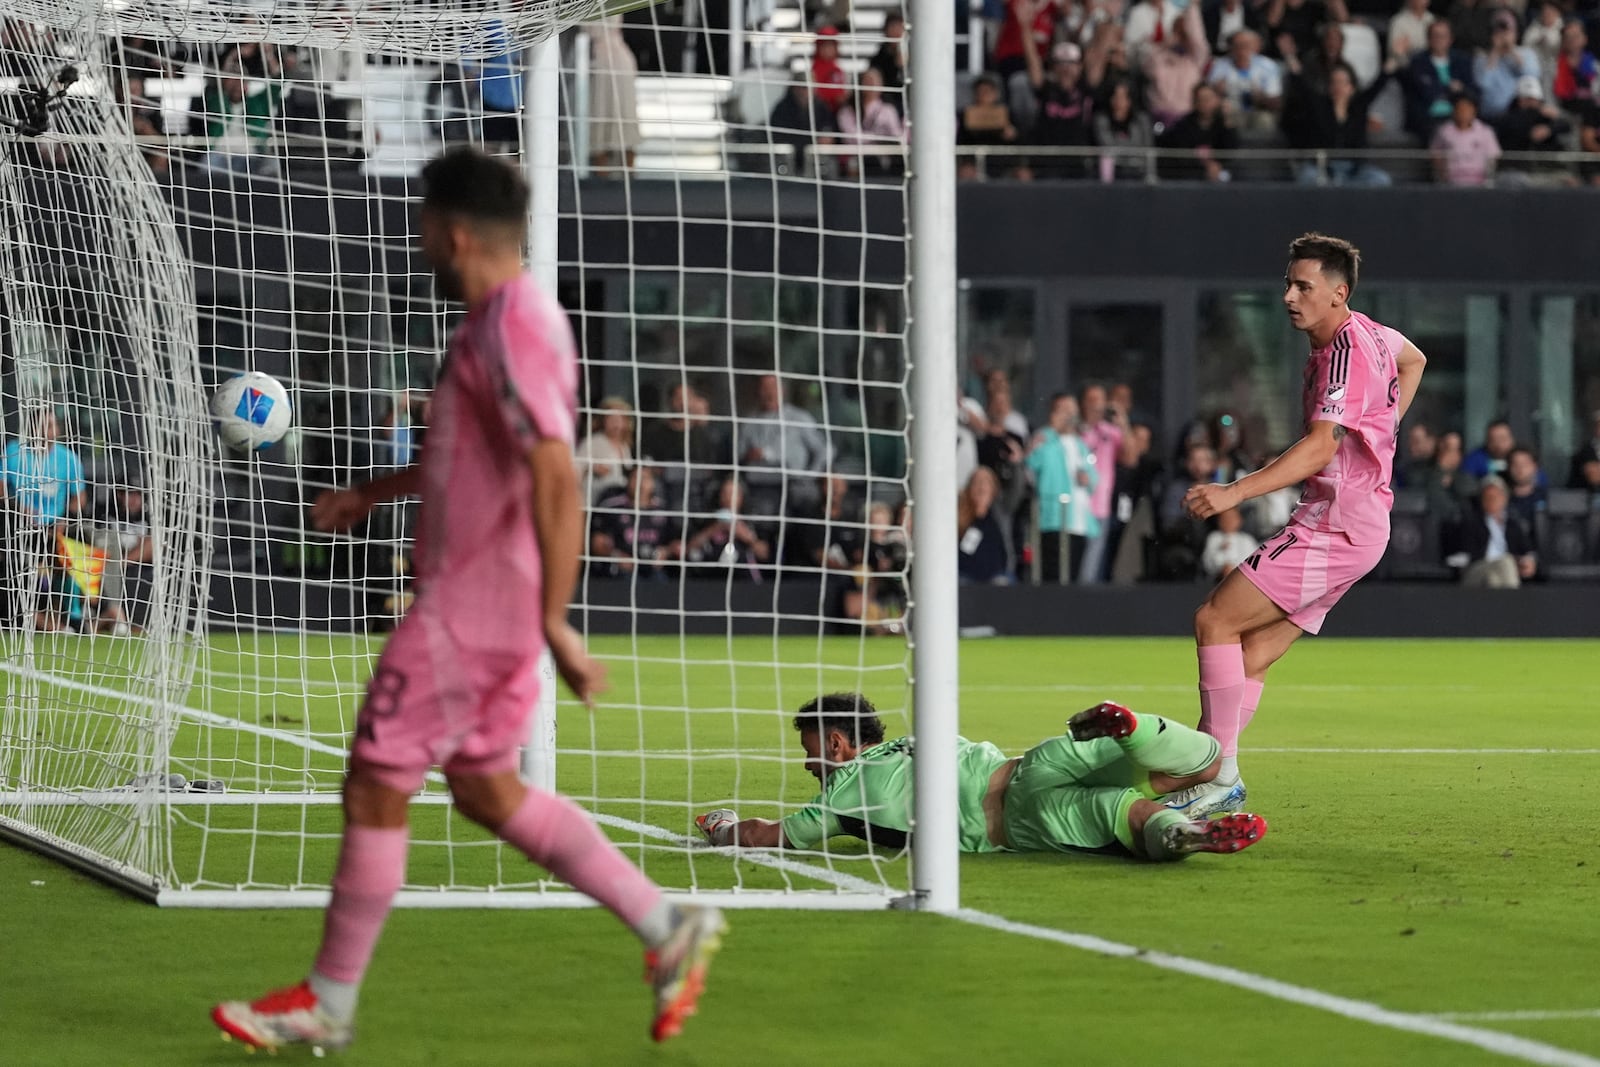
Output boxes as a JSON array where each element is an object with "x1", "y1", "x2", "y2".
[
  {"x1": 6, "y1": 0, "x2": 1600, "y2": 185},
  {"x1": 775, "y1": 0, "x2": 1600, "y2": 184}
]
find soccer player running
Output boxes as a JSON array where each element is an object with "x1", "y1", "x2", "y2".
[
  {"x1": 696, "y1": 693, "x2": 1267, "y2": 861},
  {"x1": 212, "y1": 148, "x2": 725, "y2": 1052},
  {"x1": 1169, "y1": 233, "x2": 1427, "y2": 819}
]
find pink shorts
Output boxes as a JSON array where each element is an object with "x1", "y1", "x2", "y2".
[
  {"x1": 350, "y1": 610, "x2": 545, "y2": 793},
  {"x1": 1237, "y1": 523, "x2": 1386, "y2": 636}
]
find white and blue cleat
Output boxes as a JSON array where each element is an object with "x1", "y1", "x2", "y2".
[{"x1": 1162, "y1": 777, "x2": 1248, "y2": 820}]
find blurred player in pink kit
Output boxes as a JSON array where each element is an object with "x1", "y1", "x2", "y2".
[
  {"x1": 1168, "y1": 233, "x2": 1427, "y2": 818},
  {"x1": 211, "y1": 148, "x2": 725, "y2": 1053}
]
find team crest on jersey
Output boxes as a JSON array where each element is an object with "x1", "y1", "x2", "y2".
[{"x1": 1325, "y1": 384, "x2": 1346, "y2": 402}]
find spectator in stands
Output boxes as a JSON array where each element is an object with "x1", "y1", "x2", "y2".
[
  {"x1": 1552, "y1": 20, "x2": 1598, "y2": 120},
  {"x1": 1156, "y1": 442, "x2": 1217, "y2": 580},
  {"x1": 1109, "y1": 421, "x2": 1164, "y2": 582},
  {"x1": 1, "y1": 406, "x2": 85, "y2": 631},
  {"x1": 1141, "y1": 2, "x2": 1211, "y2": 127},
  {"x1": 1402, "y1": 20, "x2": 1475, "y2": 140},
  {"x1": 1566, "y1": 412, "x2": 1600, "y2": 491},
  {"x1": 959, "y1": 73, "x2": 1020, "y2": 179},
  {"x1": 1448, "y1": 0, "x2": 1496, "y2": 54},
  {"x1": 1020, "y1": 40, "x2": 1096, "y2": 178},
  {"x1": 1424, "y1": 429, "x2": 1479, "y2": 526},
  {"x1": 811, "y1": 26, "x2": 849, "y2": 113},
  {"x1": 1523, "y1": 0, "x2": 1565, "y2": 99},
  {"x1": 1284, "y1": 56, "x2": 1396, "y2": 185},
  {"x1": 738, "y1": 373, "x2": 830, "y2": 516},
  {"x1": 994, "y1": 0, "x2": 1066, "y2": 100},
  {"x1": 958, "y1": 466, "x2": 1013, "y2": 583},
  {"x1": 861, "y1": 501, "x2": 908, "y2": 630},
  {"x1": 978, "y1": 369, "x2": 1029, "y2": 439},
  {"x1": 1090, "y1": 22, "x2": 1144, "y2": 110},
  {"x1": 1464, "y1": 418, "x2": 1517, "y2": 478},
  {"x1": 1110, "y1": 381, "x2": 1154, "y2": 428},
  {"x1": 684, "y1": 477, "x2": 772, "y2": 580},
  {"x1": 1297, "y1": 21, "x2": 1352, "y2": 99},
  {"x1": 576, "y1": 397, "x2": 634, "y2": 503},
  {"x1": 1078, "y1": 382, "x2": 1131, "y2": 583},
  {"x1": 641, "y1": 382, "x2": 731, "y2": 513},
  {"x1": 870, "y1": 12, "x2": 906, "y2": 115},
  {"x1": 971, "y1": 371, "x2": 1029, "y2": 534},
  {"x1": 1026, "y1": 393, "x2": 1098, "y2": 582},
  {"x1": 194, "y1": 48, "x2": 286, "y2": 176},
  {"x1": 1431, "y1": 90, "x2": 1501, "y2": 185},
  {"x1": 1205, "y1": 0, "x2": 1265, "y2": 57},
  {"x1": 791, "y1": 475, "x2": 865, "y2": 617},
  {"x1": 589, "y1": 465, "x2": 681, "y2": 579},
  {"x1": 587, "y1": 17, "x2": 641, "y2": 174},
  {"x1": 87, "y1": 481, "x2": 152, "y2": 636},
  {"x1": 836, "y1": 69, "x2": 907, "y2": 176},
  {"x1": 1157, "y1": 82, "x2": 1239, "y2": 180},
  {"x1": 1209, "y1": 412, "x2": 1254, "y2": 483},
  {"x1": 1094, "y1": 78, "x2": 1155, "y2": 180},
  {"x1": 1201, "y1": 506, "x2": 1256, "y2": 580},
  {"x1": 1209, "y1": 29, "x2": 1284, "y2": 131},
  {"x1": 1506, "y1": 447, "x2": 1548, "y2": 526},
  {"x1": 1496, "y1": 75, "x2": 1577, "y2": 186},
  {"x1": 1388, "y1": 0, "x2": 1436, "y2": 63},
  {"x1": 1397, "y1": 421, "x2": 1438, "y2": 488},
  {"x1": 1263, "y1": 0, "x2": 1338, "y2": 60},
  {"x1": 1450, "y1": 476, "x2": 1537, "y2": 587},
  {"x1": 768, "y1": 80, "x2": 837, "y2": 174},
  {"x1": 1475, "y1": 10, "x2": 1543, "y2": 120}
]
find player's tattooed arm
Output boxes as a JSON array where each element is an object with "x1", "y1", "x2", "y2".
[{"x1": 1331, "y1": 424, "x2": 1348, "y2": 441}]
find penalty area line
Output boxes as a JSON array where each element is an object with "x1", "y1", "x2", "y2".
[{"x1": 949, "y1": 908, "x2": 1600, "y2": 1067}]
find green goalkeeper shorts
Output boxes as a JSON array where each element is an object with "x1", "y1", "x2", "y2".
[{"x1": 1000, "y1": 736, "x2": 1145, "y2": 855}]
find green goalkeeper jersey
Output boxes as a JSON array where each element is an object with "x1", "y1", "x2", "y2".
[{"x1": 779, "y1": 736, "x2": 1011, "y2": 853}]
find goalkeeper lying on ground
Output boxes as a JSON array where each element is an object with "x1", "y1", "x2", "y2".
[{"x1": 696, "y1": 693, "x2": 1267, "y2": 861}]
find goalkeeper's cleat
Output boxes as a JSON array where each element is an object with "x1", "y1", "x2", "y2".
[
  {"x1": 1161, "y1": 811, "x2": 1268, "y2": 855},
  {"x1": 1162, "y1": 776, "x2": 1248, "y2": 820},
  {"x1": 212, "y1": 981, "x2": 353, "y2": 1053},
  {"x1": 645, "y1": 905, "x2": 727, "y2": 1042},
  {"x1": 1066, "y1": 701, "x2": 1138, "y2": 741}
]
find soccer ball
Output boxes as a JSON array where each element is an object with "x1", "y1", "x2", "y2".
[{"x1": 210, "y1": 372, "x2": 292, "y2": 452}]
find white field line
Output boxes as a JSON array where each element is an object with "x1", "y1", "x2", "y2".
[
  {"x1": 962, "y1": 683, "x2": 1496, "y2": 694},
  {"x1": 1427, "y1": 1011, "x2": 1600, "y2": 1023},
  {"x1": 10, "y1": 663, "x2": 1599, "y2": 1064},
  {"x1": 952, "y1": 909, "x2": 1600, "y2": 1067}
]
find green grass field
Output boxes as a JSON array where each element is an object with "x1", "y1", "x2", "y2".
[{"x1": 4, "y1": 636, "x2": 1599, "y2": 1066}]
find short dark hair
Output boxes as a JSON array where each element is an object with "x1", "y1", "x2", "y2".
[
  {"x1": 793, "y1": 693, "x2": 887, "y2": 747},
  {"x1": 420, "y1": 146, "x2": 528, "y2": 231},
  {"x1": 1288, "y1": 232, "x2": 1361, "y2": 292}
]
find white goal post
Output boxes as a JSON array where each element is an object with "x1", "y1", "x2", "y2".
[{"x1": 0, "y1": 0, "x2": 959, "y2": 911}]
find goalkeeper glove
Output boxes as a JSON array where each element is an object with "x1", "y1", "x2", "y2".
[{"x1": 696, "y1": 808, "x2": 739, "y2": 846}]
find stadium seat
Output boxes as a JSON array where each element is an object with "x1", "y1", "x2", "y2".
[
  {"x1": 1382, "y1": 488, "x2": 1454, "y2": 580},
  {"x1": 1536, "y1": 489, "x2": 1600, "y2": 581}
]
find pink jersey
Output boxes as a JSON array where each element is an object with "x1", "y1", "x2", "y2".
[
  {"x1": 1290, "y1": 309, "x2": 1406, "y2": 546},
  {"x1": 411, "y1": 274, "x2": 579, "y2": 652}
]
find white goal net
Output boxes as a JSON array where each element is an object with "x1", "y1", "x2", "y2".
[{"x1": 0, "y1": 0, "x2": 957, "y2": 908}]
